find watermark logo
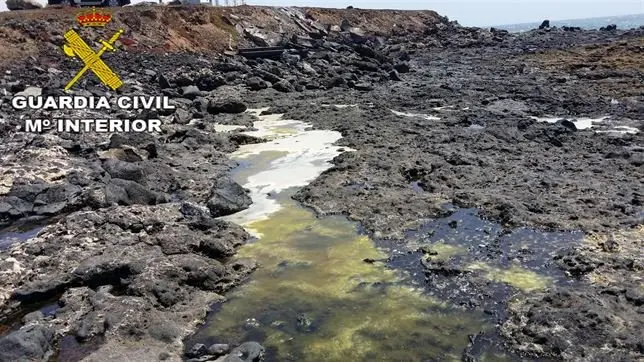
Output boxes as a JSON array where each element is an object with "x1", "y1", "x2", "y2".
[
  {"x1": 11, "y1": 9, "x2": 177, "y2": 134},
  {"x1": 63, "y1": 8, "x2": 124, "y2": 91}
]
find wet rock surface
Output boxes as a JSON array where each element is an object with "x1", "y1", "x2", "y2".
[
  {"x1": 0, "y1": 204, "x2": 257, "y2": 360},
  {"x1": 0, "y1": 324, "x2": 54, "y2": 361},
  {"x1": 0, "y1": 5, "x2": 642, "y2": 361},
  {"x1": 502, "y1": 227, "x2": 643, "y2": 360},
  {"x1": 184, "y1": 341, "x2": 264, "y2": 362}
]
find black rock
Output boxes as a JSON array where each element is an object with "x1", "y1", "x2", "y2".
[
  {"x1": 352, "y1": 82, "x2": 374, "y2": 91},
  {"x1": 600, "y1": 24, "x2": 617, "y2": 31},
  {"x1": 71, "y1": 256, "x2": 134, "y2": 286},
  {"x1": 173, "y1": 74, "x2": 195, "y2": 87},
  {"x1": 341, "y1": 72, "x2": 358, "y2": 82},
  {"x1": 21, "y1": 311, "x2": 44, "y2": 325},
  {"x1": 256, "y1": 70, "x2": 282, "y2": 84},
  {"x1": 340, "y1": 19, "x2": 352, "y2": 32},
  {"x1": 206, "y1": 176, "x2": 252, "y2": 217},
  {"x1": 273, "y1": 79, "x2": 294, "y2": 93},
  {"x1": 196, "y1": 74, "x2": 226, "y2": 91},
  {"x1": 216, "y1": 58, "x2": 250, "y2": 73},
  {"x1": 34, "y1": 184, "x2": 82, "y2": 209},
  {"x1": 558, "y1": 119, "x2": 577, "y2": 131},
  {"x1": 158, "y1": 74, "x2": 172, "y2": 89},
  {"x1": 245, "y1": 77, "x2": 268, "y2": 91},
  {"x1": 389, "y1": 70, "x2": 402, "y2": 81},
  {"x1": 224, "y1": 72, "x2": 241, "y2": 84},
  {"x1": 162, "y1": 88, "x2": 181, "y2": 98},
  {"x1": 326, "y1": 76, "x2": 347, "y2": 89},
  {"x1": 8, "y1": 81, "x2": 25, "y2": 93},
  {"x1": 353, "y1": 60, "x2": 380, "y2": 72},
  {"x1": 538, "y1": 20, "x2": 550, "y2": 29},
  {"x1": 630, "y1": 153, "x2": 644, "y2": 167},
  {"x1": 394, "y1": 50, "x2": 411, "y2": 61},
  {"x1": 186, "y1": 343, "x2": 208, "y2": 358},
  {"x1": 207, "y1": 99, "x2": 248, "y2": 115},
  {"x1": 490, "y1": 27, "x2": 509, "y2": 35},
  {"x1": 305, "y1": 82, "x2": 320, "y2": 90},
  {"x1": 0, "y1": 325, "x2": 55, "y2": 361},
  {"x1": 394, "y1": 62, "x2": 410, "y2": 73},
  {"x1": 150, "y1": 280, "x2": 185, "y2": 308},
  {"x1": 109, "y1": 133, "x2": 157, "y2": 158},
  {"x1": 562, "y1": 26, "x2": 582, "y2": 32},
  {"x1": 102, "y1": 159, "x2": 146, "y2": 183},
  {"x1": 353, "y1": 44, "x2": 377, "y2": 59},
  {"x1": 554, "y1": 248, "x2": 598, "y2": 277},
  {"x1": 181, "y1": 85, "x2": 203, "y2": 100},
  {"x1": 281, "y1": 53, "x2": 300, "y2": 65},
  {"x1": 200, "y1": 238, "x2": 235, "y2": 259},
  {"x1": 180, "y1": 201, "x2": 211, "y2": 220},
  {"x1": 104, "y1": 178, "x2": 166, "y2": 206},
  {"x1": 207, "y1": 343, "x2": 230, "y2": 356},
  {"x1": 349, "y1": 28, "x2": 369, "y2": 44},
  {"x1": 8, "y1": 183, "x2": 50, "y2": 202},
  {"x1": 11, "y1": 274, "x2": 74, "y2": 303},
  {"x1": 5, "y1": 182, "x2": 81, "y2": 218},
  {"x1": 173, "y1": 108, "x2": 192, "y2": 125},
  {"x1": 192, "y1": 97, "x2": 209, "y2": 113},
  {"x1": 225, "y1": 342, "x2": 265, "y2": 362}
]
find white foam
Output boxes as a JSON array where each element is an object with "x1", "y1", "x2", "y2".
[
  {"x1": 529, "y1": 116, "x2": 609, "y2": 130},
  {"x1": 213, "y1": 124, "x2": 247, "y2": 132},
  {"x1": 320, "y1": 104, "x2": 358, "y2": 109},
  {"x1": 221, "y1": 111, "x2": 351, "y2": 236},
  {"x1": 247, "y1": 107, "x2": 271, "y2": 116},
  {"x1": 391, "y1": 110, "x2": 440, "y2": 120},
  {"x1": 432, "y1": 105, "x2": 453, "y2": 111},
  {"x1": 431, "y1": 105, "x2": 470, "y2": 112},
  {"x1": 530, "y1": 116, "x2": 639, "y2": 134},
  {"x1": 596, "y1": 126, "x2": 640, "y2": 134}
]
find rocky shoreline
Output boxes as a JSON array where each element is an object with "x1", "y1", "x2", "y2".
[{"x1": 1, "y1": 5, "x2": 643, "y2": 361}]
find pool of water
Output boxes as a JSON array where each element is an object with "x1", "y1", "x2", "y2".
[
  {"x1": 186, "y1": 109, "x2": 576, "y2": 361},
  {"x1": 186, "y1": 110, "x2": 522, "y2": 361},
  {"x1": 0, "y1": 217, "x2": 47, "y2": 251}
]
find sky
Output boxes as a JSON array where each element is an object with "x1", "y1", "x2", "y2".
[{"x1": 1, "y1": 0, "x2": 643, "y2": 26}]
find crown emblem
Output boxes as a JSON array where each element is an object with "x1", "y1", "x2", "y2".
[{"x1": 76, "y1": 8, "x2": 112, "y2": 27}]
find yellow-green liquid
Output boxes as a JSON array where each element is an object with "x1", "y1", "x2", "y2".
[
  {"x1": 198, "y1": 113, "x2": 544, "y2": 361},
  {"x1": 203, "y1": 150, "x2": 492, "y2": 361}
]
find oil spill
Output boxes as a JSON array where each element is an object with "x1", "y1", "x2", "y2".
[
  {"x1": 378, "y1": 207, "x2": 584, "y2": 317},
  {"x1": 187, "y1": 111, "x2": 499, "y2": 361},
  {"x1": 189, "y1": 193, "x2": 493, "y2": 361},
  {"x1": 186, "y1": 110, "x2": 578, "y2": 361}
]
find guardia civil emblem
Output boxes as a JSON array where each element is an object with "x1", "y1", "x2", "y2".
[{"x1": 63, "y1": 8, "x2": 124, "y2": 91}]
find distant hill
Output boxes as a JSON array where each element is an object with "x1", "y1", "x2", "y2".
[{"x1": 495, "y1": 13, "x2": 644, "y2": 32}]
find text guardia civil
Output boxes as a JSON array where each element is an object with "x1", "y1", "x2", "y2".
[{"x1": 12, "y1": 95, "x2": 175, "y2": 133}]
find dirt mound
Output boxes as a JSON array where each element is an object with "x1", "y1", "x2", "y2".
[{"x1": 0, "y1": 5, "x2": 445, "y2": 66}]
